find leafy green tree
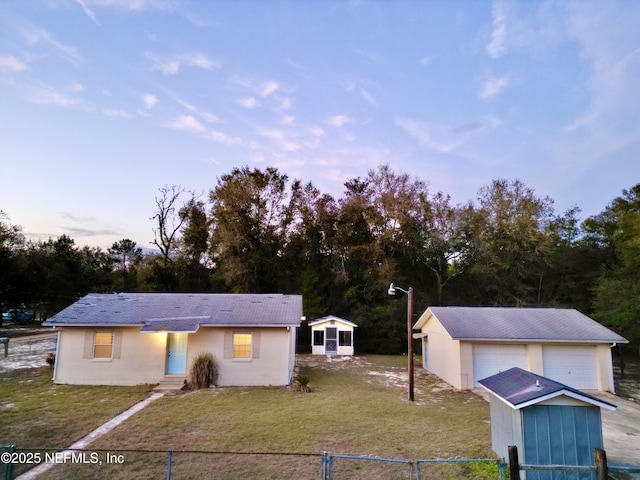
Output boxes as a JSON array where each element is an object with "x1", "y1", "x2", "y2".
[
  {"x1": 469, "y1": 179, "x2": 555, "y2": 305},
  {"x1": 180, "y1": 199, "x2": 210, "y2": 266},
  {"x1": 589, "y1": 185, "x2": 640, "y2": 343},
  {"x1": 415, "y1": 193, "x2": 478, "y2": 304},
  {"x1": 209, "y1": 166, "x2": 293, "y2": 293},
  {"x1": 109, "y1": 239, "x2": 143, "y2": 291},
  {"x1": 0, "y1": 211, "x2": 25, "y2": 311},
  {"x1": 285, "y1": 181, "x2": 337, "y2": 317}
]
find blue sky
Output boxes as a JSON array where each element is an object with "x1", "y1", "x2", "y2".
[{"x1": 1, "y1": 0, "x2": 639, "y2": 249}]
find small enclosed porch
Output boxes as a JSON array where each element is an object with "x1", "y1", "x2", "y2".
[{"x1": 309, "y1": 315, "x2": 357, "y2": 356}]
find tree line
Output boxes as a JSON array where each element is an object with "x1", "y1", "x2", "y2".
[{"x1": 1, "y1": 165, "x2": 638, "y2": 352}]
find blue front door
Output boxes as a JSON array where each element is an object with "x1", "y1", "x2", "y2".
[{"x1": 166, "y1": 333, "x2": 188, "y2": 374}]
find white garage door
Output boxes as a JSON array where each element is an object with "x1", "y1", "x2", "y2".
[
  {"x1": 542, "y1": 346, "x2": 597, "y2": 390},
  {"x1": 473, "y1": 344, "x2": 527, "y2": 387}
]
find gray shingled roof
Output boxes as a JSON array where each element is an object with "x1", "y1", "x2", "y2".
[
  {"x1": 478, "y1": 367, "x2": 616, "y2": 410},
  {"x1": 416, "y1": 306, "x2": 627, "y2": 343},
  {"x1": 43, "y1": 293, "x2": 303, "y2": 331}
]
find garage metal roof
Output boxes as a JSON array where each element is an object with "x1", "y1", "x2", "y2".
[
  {"x1": 414, "y1": 306, "x2": 627, "y2": 344},
  {"x1": 478, "y1": 367, "x2": 616, "y2": 410},
  {"x1": 43, "y1": 293, "x2": 303, "y2": 331}
]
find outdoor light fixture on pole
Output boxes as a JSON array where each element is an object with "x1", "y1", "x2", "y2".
[{"x1": 388, "y1": 283, "x2": 414, "y2": 402}]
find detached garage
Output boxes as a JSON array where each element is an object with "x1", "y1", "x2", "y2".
[{"x1": 413, "y1": 307, "x2": 627, "y2": 392}]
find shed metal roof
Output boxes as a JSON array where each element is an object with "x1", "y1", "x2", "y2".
[
  {"x1": 43, "y1": 293, "x2": 303, "y2": 331},
  {"x1": 478, "y1": 367, "x2": 616, "y2": 411},
  {"x1": 414, "y1": 307, "x2": 627, "y2": 344}
]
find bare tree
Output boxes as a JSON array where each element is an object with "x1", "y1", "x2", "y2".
[{"x1": 151, "y1": 185, "x2": 191, "y2": 266}]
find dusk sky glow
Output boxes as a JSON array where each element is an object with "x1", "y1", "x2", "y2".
[{"x1": 1, "y1": 0, "x2": 639, "y2": 249}]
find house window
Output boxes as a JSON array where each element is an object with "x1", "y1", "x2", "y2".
[
  {"x1": 93, "y1": 332, "x2": 114, "y2": 358},
  {"x1": 313, "y1": 330, "x2": 324, "y2": 346},
  {"x1": 339, "y1": 331, "x2": 352, "y2": 347},
  {"x1": 233, "y1": 333, "x2": 252, "y2": 359}
]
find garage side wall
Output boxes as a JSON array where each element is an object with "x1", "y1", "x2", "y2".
[
  {"x1": 423, "y1": 317, "x2": 464, "y2": 389},
  {"x1": 596, "y1": 344, "x2": 615, "y2": 392}
]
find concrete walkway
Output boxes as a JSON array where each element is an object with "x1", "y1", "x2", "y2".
[{"x1": 17, "y1": 392, "x2": 164, "y2": 480}]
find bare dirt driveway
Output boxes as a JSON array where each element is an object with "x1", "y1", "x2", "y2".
[
  {"x1": 0, "y1": 332, "x2": 56, "y2": 373},
  {"x1": 595, "y1": 392, "x2": 640, "y2": 470}
]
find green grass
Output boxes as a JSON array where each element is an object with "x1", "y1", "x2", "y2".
[
  {"x1": 0, "y1": 367, "x2": 153, "y2": 448},
  {"x1": 2, "y1": 357, "x2": 496, "y2": 479}
]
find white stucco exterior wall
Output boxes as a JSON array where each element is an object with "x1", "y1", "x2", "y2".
[
  {"x1": 54, "y1": 326, "x2": 296, "y2": 387},
  {"x1": 54, "y1": 327, "x2": 167, "y2": 385}
]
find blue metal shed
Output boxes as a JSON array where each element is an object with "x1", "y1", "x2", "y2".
[{"x1": 479, "y1": 367, "x2": 616, "y2": 480}]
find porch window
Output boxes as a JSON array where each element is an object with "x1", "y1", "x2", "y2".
[
  {"x1": 233, "y1": 333, "x2": 252, "y2": 359},
  {"x1": 93, "y1": 332, "x2": 114, "y2": 358},
  {"x1": 339, "y1": 331, "x2": 352, "y2": 347},
  {"x1": 313, "y1": 330, "x2": 324, "y2": 346}
]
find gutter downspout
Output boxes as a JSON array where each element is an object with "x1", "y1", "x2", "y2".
[
  {"x1": 52, "y1": 329, "x2": 60, "y2": 382},
  {"x1": 286, "y1": 326, "x2": 292, "y2": 387},
  {"x1": 610, "y1": 342, "x2": 617, "y2": 394}
]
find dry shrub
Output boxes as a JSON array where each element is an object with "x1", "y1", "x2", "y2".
[{"x1": 189, "y1": 352, "x2": 218, "y2": 389}]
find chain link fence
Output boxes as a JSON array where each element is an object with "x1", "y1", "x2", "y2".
[{"x1": 1, "y1": 447, "x2": 512, "y2": 480}]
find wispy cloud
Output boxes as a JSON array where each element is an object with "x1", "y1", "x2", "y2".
[
  {"x1": 395, "y1": 115, "x2": 501, "y2": 154},
  {"x1": 420, "y1": 55, "x2": 433, "y2": 66},
  {"x1": 279, "y1": 97, "x2": 293, "y2": 110},
  {"x1": 395, "y1": 116, "x2": 456, "y2": 153},
  {"x1": 80, "y1": 0, "x2": 174, "y2": 13},
  {"x1": 360, "y1": 88, "x2": 378, "y2": 107},
  {"x1": 30, "y1": 87, "x2": 77, "y2": 107},
  {"x1": 0, "y1": 56, "x2": 28, "y2": 72},
  {"x1": 75, "y1": 0, "x2": 100, "y2": 25},
  {"x1": 21, "y1": 26, "x2": 83, "y2": 66},
  {"x1": 146, "y1": 52, "x2": 220, "y2": 75},
  {"x1": 555, "y1": 2, "x2": 640, "y2": 165},
  {"x1": 328, "y1": 115, "x2": 353, "y2": 128},
  {"x1": 143, "y1": 93, "x2": 158, "y2": 108},
  {"x1": 343, "y1": 79, "x2": 379, "y2": 107},
  {"x1": 166, "y1": 115, "x2": 206, "y2": 132},
  {"x1": 261, "y1": 80, "x2": 279, "y2": 97},
  {"x1": 240, "y1": 97, "x2": 259, "y2": 109},
  {"x1": 208, "y1": 130, "x2": 241, "y2": 145},
  {"x1": 480, "y1": 75, "x2": 509, "y2": 99},
  {"x1": 167, "y1": 114, "x2": 239, "y2": 144},
  {"x1": 487, "y1": 0, "x2": 508, "y2": 59},
  {"x1": 180, "y1": 101, "x2": 219, "y2": 122},
  {"x1": 280, "y1": 115, "x2": 295, "y2": 126},
  {"x1": 103, "y1": 108, "x2": 133, "y2": 118},
  {"x1": 61, "y1": 212, "x2": 98, "y2": 223},
  {"x1": 260, "y1": 129, "x2": 301, "y2": 152}
]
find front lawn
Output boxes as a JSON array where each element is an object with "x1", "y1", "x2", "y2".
[
  {"x1": 41, "y1": 355, "x2": 494, "y2": 479},
  {"x1": 0, "y1": 367, "x2": 153, "y2": 448}
]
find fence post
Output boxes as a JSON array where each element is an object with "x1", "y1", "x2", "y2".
[
  {"x1": 167, "y1": 449, "x2": 173, "y2": 480},
  {"x1": 321, "y1": 451, "x2": 328, "y2": 480},
  {"x1": 594, "y1": 448, "x2": 608, "y2": 480},
  {"x1": 508, "y1": 446, "x2": 521, "y2": 480}
]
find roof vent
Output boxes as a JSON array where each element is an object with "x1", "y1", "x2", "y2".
[{"x1": 535, "y1": 380, "x2": 541, "y2": 389}]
